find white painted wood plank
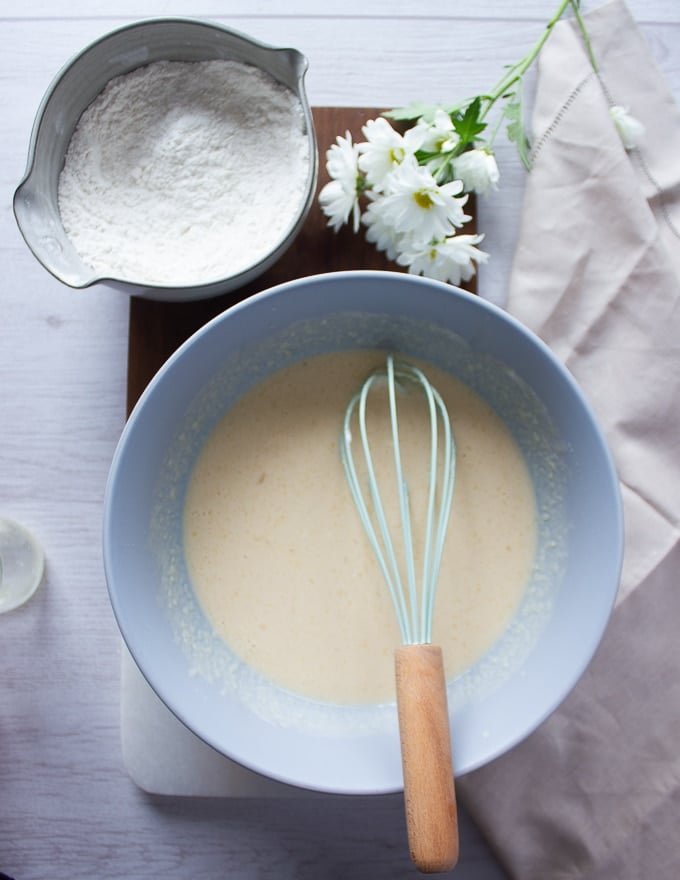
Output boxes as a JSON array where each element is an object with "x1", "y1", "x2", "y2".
[
  {"x1": 6, "y1": 0, "x2": 680, "y2": 23},
  {"x1": 7, "y1": 15, "x2": 679, "y2": 110}
]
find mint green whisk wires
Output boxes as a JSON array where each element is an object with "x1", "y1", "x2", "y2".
[{"x1": 339, "y1": 355, "x2": 457, "y2": 646}]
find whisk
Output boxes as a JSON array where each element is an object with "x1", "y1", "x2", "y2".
[{"x1": 340, "y1": 354, "x2": 459, "y2": 874}]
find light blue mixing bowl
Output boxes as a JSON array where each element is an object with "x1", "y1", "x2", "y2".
[{"x1": 103, "y1": 270, "x2": 623, "y2": 794}]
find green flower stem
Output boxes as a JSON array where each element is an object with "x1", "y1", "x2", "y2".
[
  {"x1": 570, "y1": 1, "x2": 599, "y2": 73},
  {"x1": 480, "y1": 0, "x2": 588, "y2": 119},
  {"x1": 485, "y1": 106, "x2": 507, "y2": 149}
]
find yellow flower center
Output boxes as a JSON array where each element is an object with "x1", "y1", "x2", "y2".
[{"x1": 413, "y1": 189, "x2": 434, "y2": 210}]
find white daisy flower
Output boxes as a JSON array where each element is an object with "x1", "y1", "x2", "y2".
[
  {"x1": 452, "y1": 149, "x2": 500, "y2": 195},
  {"x1": 373, "y1": 160, "x2": 469, "y2": 243},
  {"x1": 609, "y1": 105, "x2": 645, "y2": 150},
  {"x1": 319, "y1": 131, "x2": 362, "y2": 232},
  {"x1": 357, "y1": 117, "x2": 426, "y2": 191},
  {"x1": 414, "y1": 108, "x2": 459, "y2": 153},
  {"x1": 397, "y1": 233, "x2": 488, "y2": 286},
  {"x1": 361, "y1": 195, "x2": 402, "y2": 261}
]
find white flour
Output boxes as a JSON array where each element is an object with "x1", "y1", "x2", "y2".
[{"x1": 58, "y1": 59, "x2": 310, "y2": 285}]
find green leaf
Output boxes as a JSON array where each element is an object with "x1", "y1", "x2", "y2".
[
  {"x1": 503, "y1": 89, "x2": 531, "y2": 170},
  {"x1": 384, "y1": 102, "x2": 441, "y2": 122},
  {"x1": 451, "y1": 97, "x2": 487, "y2": 147},
  {"x1": 384, "y1": 101, "x2": 461, "y2": 124}
]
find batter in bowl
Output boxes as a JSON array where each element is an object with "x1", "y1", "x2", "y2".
[{"x1": 183, "y1": 349, "x2": 537, "y2": 705}]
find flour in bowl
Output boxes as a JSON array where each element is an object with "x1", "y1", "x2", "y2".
[{"x1": 57, "y1": 59, "x2": 311, "y2": 285}]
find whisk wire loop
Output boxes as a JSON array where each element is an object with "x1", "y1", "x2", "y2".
[
  {"x1": 386, "y1": 357, "x2": 420, "y2": 643},
  {"x1": 340, "y1": 355, "x2": 456, "y2": 646},
  {"x1": 342, "y1": 372, "x2": 413, "y2": 644}
]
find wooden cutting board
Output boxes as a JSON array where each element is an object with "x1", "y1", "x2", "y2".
[
  {"x1": 126, "y1": 107, "x2": 476, "y2": 414},
  {"x1": 122, "y1": 107, "x2": 476, "y2": 797}
]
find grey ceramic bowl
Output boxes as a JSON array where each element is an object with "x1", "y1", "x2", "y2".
[
  {"x1": 13, "y1": 18, "x2": 318, "y2": 302},
  {"x1": 103, "y1": 270, "x2": 623, "y2": 794}
]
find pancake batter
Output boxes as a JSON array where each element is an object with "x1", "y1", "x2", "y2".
[{"x1": 183, "y1": 349, "x2": 537, "y2": 704}]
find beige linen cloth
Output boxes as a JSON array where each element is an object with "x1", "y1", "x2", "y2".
[{"x1": 456, "y1": 1, "x2": 680, "y2": 877}]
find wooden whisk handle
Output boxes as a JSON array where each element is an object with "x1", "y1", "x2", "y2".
[{"x1": 395, "y1": 644, "x2": 459, "y2": 874}]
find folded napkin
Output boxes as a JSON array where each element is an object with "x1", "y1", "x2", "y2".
[{"x1": 456, "y1": 1, "x2": 680, "y2": 876}]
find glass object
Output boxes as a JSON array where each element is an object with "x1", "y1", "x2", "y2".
[{"x1": 0, "y1": 518, "x2": 44, "y2": 613}]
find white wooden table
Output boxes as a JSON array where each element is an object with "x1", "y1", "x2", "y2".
[{"x1": 2, "y1": 3, "x2": 678, "y2": 877}]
